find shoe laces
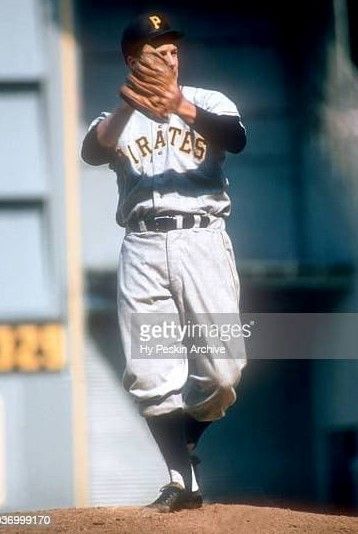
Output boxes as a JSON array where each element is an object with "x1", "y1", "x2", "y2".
[{"x1": 157, "y1": 483, "x2": 185, "y2": 504}]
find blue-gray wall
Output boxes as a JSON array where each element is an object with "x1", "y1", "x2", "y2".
[{"x1": 0, "y1": 0, "x2": 74, "y2": 512}]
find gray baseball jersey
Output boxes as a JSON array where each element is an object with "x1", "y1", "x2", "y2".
[{"x1": 87, "y1": 86, "x2": 245, "y2": 226}]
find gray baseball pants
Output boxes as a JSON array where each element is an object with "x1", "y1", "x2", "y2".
[{"x1": 117, "y1": 217, "x2": 247, "y2": 421}]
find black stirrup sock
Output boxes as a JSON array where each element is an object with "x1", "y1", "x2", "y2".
[
  {"x1": 146, "y1": 409, "x2": 192, "y2": 490},
  {"x1": 184, "y1": 413, "x2": 213, "y2": 450}
]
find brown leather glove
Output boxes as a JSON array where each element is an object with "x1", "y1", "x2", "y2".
[{"x1": 120, "y1": 45, "x2": 183, "y2": 120}]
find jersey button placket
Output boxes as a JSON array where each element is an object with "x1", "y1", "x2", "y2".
[
  {"x1": 152, "y1": 123, "x2": 167, "y2": 207},
  {"x1": 151, "y1": 122, "x2": 160, "y2": 209}
]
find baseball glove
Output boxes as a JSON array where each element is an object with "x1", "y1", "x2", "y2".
[{"x1": 120, "y1": 45, "x2": 183, "y2": 120}]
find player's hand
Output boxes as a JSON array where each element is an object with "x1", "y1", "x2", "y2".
[
  {"x1": 120, "y1": 45, "x2": 183, "y2": 120},
  {"x1": 120, "y1": 82, "x2": 169, "y2": 119}
]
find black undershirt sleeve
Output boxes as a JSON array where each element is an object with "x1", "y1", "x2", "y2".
[
  {"x1": 81, "y1": 125, "x2": 116, "y2": 166},
  {"x1": 192, "y1": 106, "x2": 247, "y2": 154}
]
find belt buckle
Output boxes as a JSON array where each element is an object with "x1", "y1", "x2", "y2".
[
  {"x1": 154, "y1": 218, "x2": 162, "y2": 231},
  {"x1": 154, "y1": 216, "x2": 174, "y2": 232}
]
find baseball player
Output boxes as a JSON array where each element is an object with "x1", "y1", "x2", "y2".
[{"x1": 81, "y1": 12, "x2": 247, "y2": 512}]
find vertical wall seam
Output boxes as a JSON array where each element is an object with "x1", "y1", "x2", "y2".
[{"x1": 58, "y1": 0, "x2": 88, "y2": 507}]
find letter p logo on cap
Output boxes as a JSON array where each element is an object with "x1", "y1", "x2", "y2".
[{"x1": 149, "y1": 15, "x2": 162, "y2": 30}]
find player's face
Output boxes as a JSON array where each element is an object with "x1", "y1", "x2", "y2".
[
  {"x1": 128, "y1": 42, "x2": 179, "y2": 82},
  {"x1": 152, "y1": 43, "x2": 179, "y2": 80}
]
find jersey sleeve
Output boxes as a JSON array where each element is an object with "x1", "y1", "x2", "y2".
[
  {"x1": 195, "y1": 89, "x2": 241, "y2": 117},
  {"x1": 87, "y1": 111, "x2": 111, "y2": 132},
  {"x1": 188, "y1": 87, "x2": 246, "y2": 153},
  {"x1": 81, "y1": 111, "x2": 116, "y2": 166}
]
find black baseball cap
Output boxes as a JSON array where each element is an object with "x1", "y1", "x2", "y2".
[{"x1": 121, "y1": 12, "x2": 184, "y2": 60}]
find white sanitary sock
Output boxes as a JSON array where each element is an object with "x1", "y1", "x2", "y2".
[
  {"x1": 169, "y1": 469, "x2": 185, "y2": 489},
  {"x1": 170, "y1": 467, "x2": 199, "y2": 492},
  {"x1": 191, "y1": 464, "x2": 199, "y2": 492}
]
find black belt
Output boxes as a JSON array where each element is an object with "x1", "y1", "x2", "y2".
[{"x1": 128, "y1": 214, "x2": 211, "y2": 233}]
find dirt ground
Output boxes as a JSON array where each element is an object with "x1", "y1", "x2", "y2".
[{"x1": 1, "y1": 504, "x2": 357, "y2": 534}]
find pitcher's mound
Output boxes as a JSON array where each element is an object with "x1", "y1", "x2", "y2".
[{"x1": 2, "y1": 504, "x2": 358, "y2": 533}]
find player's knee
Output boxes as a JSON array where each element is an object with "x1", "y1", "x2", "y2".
[
  {"x1": 212, "y1": 374, "x2": 238, "y2": 392},
  {"x1": 211, "y1": 367, "x2": 243, "y2": 391}
]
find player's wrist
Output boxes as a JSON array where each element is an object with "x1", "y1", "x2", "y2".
[
  {"x1": 175, "y1": 97, "x2": 197, "y2": 124},
  {"x1": 120, "y1": 98, "x2": 134, "y2": 111},
  {"x1": 96, "y1": 102, "x2": 134, "y2": 148}
]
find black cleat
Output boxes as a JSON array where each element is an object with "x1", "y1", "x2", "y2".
[{"x1": 146, "y1": 483, "x2": 203, "y2": 513}]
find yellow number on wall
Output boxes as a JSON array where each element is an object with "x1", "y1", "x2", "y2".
[
  {"x1": 0, "y1": 326, "x2": 16, "y2": 372},
  {"x1": 0, "y1": 324, "x2": 66, "y2": 372},
  {"x1": 40, "y1": 324, "x2": 66, "y2": 371},
  {"x1": 15, "y1": 325, "x2": 41, "y2": 372}
]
